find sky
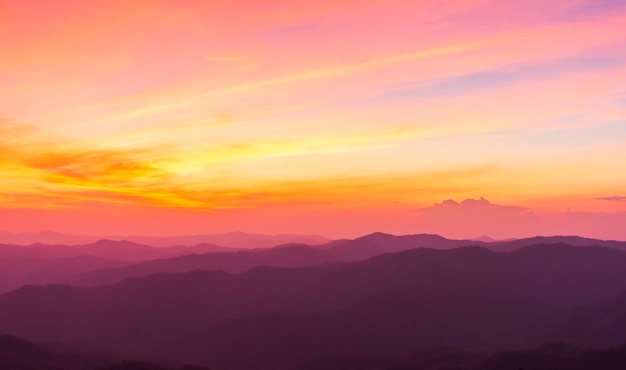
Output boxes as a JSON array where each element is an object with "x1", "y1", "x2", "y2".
[{"x1": 1, "y1": 0, "x2": 626, "y2": 240}]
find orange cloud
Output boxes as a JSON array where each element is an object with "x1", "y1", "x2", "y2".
[{"x1": 0, "y1": 118, "x2": 434, "y2": 211}]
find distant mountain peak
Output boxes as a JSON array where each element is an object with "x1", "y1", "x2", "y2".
[
  {"x1": 90, "y1": 239, "x2": 143, "y2": 246},
  {"x1": 358, "y1": 232, "x2": 394, "y2": 240}
]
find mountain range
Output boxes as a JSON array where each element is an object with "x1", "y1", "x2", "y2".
[
  {"x1": 2, "y1": 232, "x2": 625, "y2": 293},
  {"x1": 2, "y1": 233, "x2": 626, "y2": 369}
]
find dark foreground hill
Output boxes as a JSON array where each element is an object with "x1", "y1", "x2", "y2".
[
  {"x1": 0, "y1": 334, "x2": 212, "y2": 370},
  {"x1": 3, "y1": 334, "x2": 626, "y2": 370},
  {"x1": 526, "y1": 290, "x2": 626, "y2": 348},
  {"x1": 298, "y1": 343, "x2": 626, "y2": 370}
]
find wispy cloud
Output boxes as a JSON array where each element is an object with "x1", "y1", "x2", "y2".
[
  {"x1": 557, "y1": 0, "x2": 626, "y2": 21},
  {"x1": 597, "y1": 196, "x2": 626, "y2": 202},
  {"x1": 411, "y1": 197, "x2": 626, "y2": 240},
  {"x1": 379, "y1": 52, "x2": 626, "y2": 101},
  {"x1": 418, "y1": 197, "x2": 528, "y2": 215},
  {"x1": 266, "y1": 22, "x2": 318, "y2": 40},
  {"x1": 0, "y1": 117, "x2": 421, "y2": 210}
]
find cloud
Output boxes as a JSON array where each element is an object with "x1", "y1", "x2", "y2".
[
  {"x1": 557, "y1": 0, "x2": 626, "y2": 21},
  {"x1": 0, "y1": 118, "x2": 37, "y2": 143},
  {"x1": 0, "y1": 119, "x2": 190, "y2": 209},
  {"x1": 266, "y1": 22, "x2": 317, "y2": 40},
  {"x1": 597, "y1": 196, "x2": 626, "y2": 202},
  {"x1": 413, "y1": 197, "x2": 539, "y2": 239},
  {"x1": 0, "y1": 116, "x2": 420, "y2": 211},
  {"x1": 412, "y1": 197, "x2": 626, "y2": 241},
  {"x1": 418, "y1": 197, "x2": 528, "y2": 215},
  {"x1": 380, "y1": 53, "x2": 626, "y2": 101}
]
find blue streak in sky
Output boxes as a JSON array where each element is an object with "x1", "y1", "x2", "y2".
[
  {"x1": 378, "y1": 54, "x2": 625, "y2": 102},
  {"x1": 557, "y1": 0, "x2": 626, "y2": 21}
]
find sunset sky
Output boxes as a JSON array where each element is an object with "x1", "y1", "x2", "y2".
[{"x1": 2, "y1": 0, "x2": 626, "y2": 239}]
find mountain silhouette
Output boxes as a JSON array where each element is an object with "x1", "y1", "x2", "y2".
[
  {"x1": 116, "y1": 231, "x2": 331, "y2": 249},
  {"x1": 528, "y1": 290, "x2": 626, "y2": 347},
  {"x1": 0, "y1": 255, "x2": 126, "y2": 293},
  {"x1": 0, "y1": 334, "x2": 119, "y2": 370},
  {"x1": 298, "y1": 344, "x2": 626, "y2": 370},
  {"x1": 3, "y1": 242, "x2": 626, "y2": 370},
  {"x1": 0, "y1": 240, "x2": 232, "y2": 262},
  {"x1": 323, "y1": 232, "x2": 482, "y2": 261},
  {"x1": 324, "y1": 232, "x2": 626, "y2": 260},
  {"x1": 34, "y1": 233, "x2": 626, "y2": 291},
  {"x1": 0, "y1": 334, "x2": 212, "y2": 370},
  {"x1": 4, "y1": 233, "x2": 626, "y2": 295},
  {"x1": 0, "y1": 266, "x2": 335, "y2": 351},
  {"x1": 61, "y1": 244, "x2": 335, "y2": 287},
  {"x1": 6, "y1": 332, "x2": 626, "y2": 370},
  {"x1": 488, "y1": 235, "x2": 626, "y2": 252},
  {"x1": 163, "y1": 312, "x2": 375, "y2": 370},
  {"x1": 0, "y1": 230, "x2": 330, "y2": 249}
]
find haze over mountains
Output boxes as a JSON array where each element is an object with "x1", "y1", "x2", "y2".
[
  {"x1": 2, "y1": 232, "x2": 626, "y2": 369},
  {"x1": 0, "y1": 232, "x2": 330, "y2": 293},
  {"x1": 0, "y1": 230, "x2": 331, "y2": 249}
]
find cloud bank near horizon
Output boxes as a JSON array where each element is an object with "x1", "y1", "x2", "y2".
[{"x1": 415, "y1": 198, "x2": 626, "y2": 240}]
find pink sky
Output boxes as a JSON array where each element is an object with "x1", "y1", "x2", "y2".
[{"x1": 1, "y1": 0, "x2": 626, "y2": 239}]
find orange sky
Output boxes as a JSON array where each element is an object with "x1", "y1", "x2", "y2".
[{"x1": 1, "y1": 0, "x2": 626, "y2": 239}]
